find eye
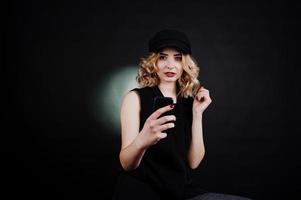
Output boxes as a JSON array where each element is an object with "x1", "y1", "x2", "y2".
[
  {"x1": 159, "y1": 55, "x2": 167, "y2": 60},
  {"x1": 175, "y1": 56, "x2": 182, "y2": 61}
]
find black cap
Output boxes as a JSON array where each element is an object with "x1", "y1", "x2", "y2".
[{"x1": 148, "y1": 29, "x2": 191, "y2": 54}]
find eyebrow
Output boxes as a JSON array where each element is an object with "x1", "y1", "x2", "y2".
[{"x1": 159, "y1": 52, "x2": 182, "y2": 56}]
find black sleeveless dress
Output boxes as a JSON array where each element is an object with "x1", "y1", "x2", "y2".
[{"x1": 112, "y1": 85, "x2": 207, "y2": 200}]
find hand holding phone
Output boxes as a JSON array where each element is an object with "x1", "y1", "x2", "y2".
[{"x1": 136, "y1": 97, "x2": 176, "y2": 148}]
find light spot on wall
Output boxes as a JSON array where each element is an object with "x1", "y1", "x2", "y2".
[{"x1": 92, "y1": 66, "x2": 138, "y2": 134}]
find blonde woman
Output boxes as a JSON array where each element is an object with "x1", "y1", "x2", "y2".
[{"x1": 113, "y1": 30, "x2": 252, "y2": 200}]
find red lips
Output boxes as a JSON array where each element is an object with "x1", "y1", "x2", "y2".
[{"x1": 164, "y1": 72, "x2": 176, "y2": 77}]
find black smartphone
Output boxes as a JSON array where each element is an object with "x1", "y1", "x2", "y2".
[{"x1": 152, "y1": 96, "x2": 174, "y2": 117}]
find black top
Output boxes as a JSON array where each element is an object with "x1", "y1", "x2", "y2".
[{"x1": 112, "y1": 85, "x2": 207, "y2": 200}]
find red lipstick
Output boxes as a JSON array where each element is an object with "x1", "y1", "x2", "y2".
[{"x1": 164, "y1": 72, "x2": 176, "y2": 77}]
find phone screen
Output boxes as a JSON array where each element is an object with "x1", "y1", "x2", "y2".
[{"x1": 152, "y1": 97, "x2": 174, "y2": 117}]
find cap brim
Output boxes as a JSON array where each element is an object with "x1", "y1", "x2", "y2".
[{"x1": 152, "y1": 41, "x2": 190, "y2": 54}]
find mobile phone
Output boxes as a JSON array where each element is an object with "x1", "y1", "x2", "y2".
[{"x1": 152, "y1": 97, "x2": 174, "y2": 117}]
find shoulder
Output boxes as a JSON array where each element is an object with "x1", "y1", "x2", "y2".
[
  {"x1": 121, "y1": 86, "x2": 152, "y2": 107},
  {"x1": 122, "y1": 89, "x2": 140, "y2": 104},
  {"x1": 123, "y1": 86, "x2": 159, "y2": 107},
  {"x1": 120, "y1": 89, "x2": 141, "y2": 115}
]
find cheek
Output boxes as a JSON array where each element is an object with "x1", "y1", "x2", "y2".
[
  {"x1": 156, "y1": 62, "x2": 164, "y2": 72},
  {"x1": 178, "y1": 66, "x2": 183, "y2": 75}
]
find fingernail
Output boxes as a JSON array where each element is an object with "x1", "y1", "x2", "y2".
[{"x1": 170, "y1": 104, "x2": 174, "y2": 108}]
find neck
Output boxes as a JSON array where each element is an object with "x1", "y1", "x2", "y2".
[{"x1": 158, "y1": 82, "x2": 177, "y2": 96}]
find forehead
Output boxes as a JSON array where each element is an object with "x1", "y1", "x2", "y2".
[{"x1": 159, "y1": 47, "x2": 181, "y2": 55}]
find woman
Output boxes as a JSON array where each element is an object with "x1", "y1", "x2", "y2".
[{"x1": 113, "y1": 29, "x2": 252, "y2": 200}]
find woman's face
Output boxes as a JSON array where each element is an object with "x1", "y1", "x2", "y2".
[{"x1": 156, "y1": 47, "x2": 183, "y2": 84}]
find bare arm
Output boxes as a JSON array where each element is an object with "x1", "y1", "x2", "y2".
[
  {"x1": 187, "y1": 86, "x2": 212, "y2": 169},
  {"x1": 188, "y1": 114, "x2": 205, "y2": 169},
  {"x1": 119, "y1": 91, "x2": 146, "y2": 171}
]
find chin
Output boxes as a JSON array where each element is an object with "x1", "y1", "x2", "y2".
[{"x1": 163, "y1": 78, "x2": 178, "y2": 82}]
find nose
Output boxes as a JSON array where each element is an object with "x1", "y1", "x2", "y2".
[
  {"x1": 166, "y1": 58, "x2": 175, "y2": 69},
  {"x1": 167, "y1": 65, "x2": 174, "y2": 69}
]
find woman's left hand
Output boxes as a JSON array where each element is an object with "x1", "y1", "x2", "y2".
[{"x1": 192, "y1": 86, "x2": 212, "y2": 117}]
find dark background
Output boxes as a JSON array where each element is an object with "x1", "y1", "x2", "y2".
[{"x1": 4, "y1": 0, "x2": 300, "y2": 199}]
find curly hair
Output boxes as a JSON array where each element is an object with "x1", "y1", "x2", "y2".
[{"x1": 136, "y1": 52, "x2": 201, "y2": 98}]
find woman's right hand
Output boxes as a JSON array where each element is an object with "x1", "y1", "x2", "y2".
[{"x1": 136, "y1": 105, "x2": 176, "y2": 149}]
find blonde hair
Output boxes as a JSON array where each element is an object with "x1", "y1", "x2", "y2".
[{"x1": 136, "y1": 52, "x2": 201, "y2": 98}]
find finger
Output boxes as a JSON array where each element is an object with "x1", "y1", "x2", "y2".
[
  {"x1": 157, "y1": 122, "x2": 175, "y2": 132},
  {"x1": 196, "y1": 93, "x2": 206, "y2": 101},
  {"x1": 197, "y1": 95, "x2": 205, "y2": 102},
  {"x1": 154, "y1": 132, "x2": 167, "y2": 143},
  {"x1": 149, "y1": 104, "x2": 174, "y2": 120},
  {"x1": 155, "y1": 115, "x2": 176, "y2": 126},
  {"x1": 197, "y1": 90, "x2": 208, "y2": 96},
  {"x1": 197, "y1": 93, "x2": 211, "y2": 102},
  {"x1": 206, "y1": 94, "x2": 212, "y2": 102},
  {"x1": 197, "y1": 85, "x2": 205, "y2": 92},
  {"x1": 198, "y1": 88, "x2": 209, "y2": 94},
  {"x1": 197, "y1": 91, "x2": 210, "y2": 100},
  {"x1": 196, "y1": 92, "x2": 205, "y2": 100},
  {"x1": 158, "y1": 132, "x2": 167, "y2": 139}
]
